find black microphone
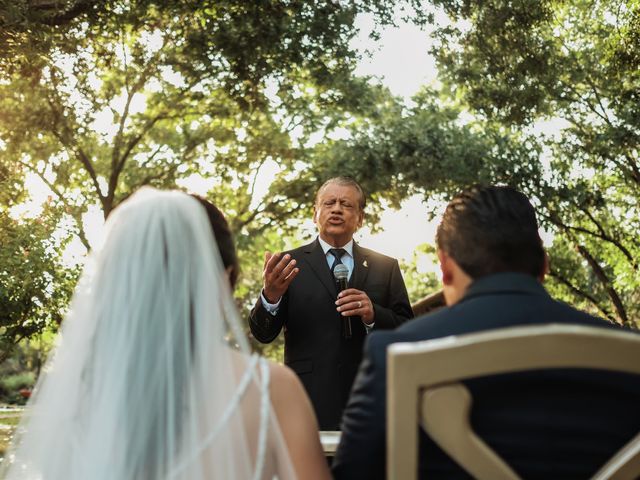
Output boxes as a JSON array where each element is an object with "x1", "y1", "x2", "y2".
[{"x1": 333, "y1": 263, "x2": 352, "y2": 339}]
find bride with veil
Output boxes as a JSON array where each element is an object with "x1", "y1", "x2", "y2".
[{"x1": 1, "y1": 188, "x2": 330, "y2": 480}]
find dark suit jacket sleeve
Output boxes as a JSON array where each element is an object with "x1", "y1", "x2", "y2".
[
  {"x1": 371, "y1": 259, "x2": 413, "y2": 330},
  {"x1": 248, "y1": 293, "x2": 287, "y2": 344},
  {"x1": 332, "y1": 333, "x2": 390, "y2": 480}
]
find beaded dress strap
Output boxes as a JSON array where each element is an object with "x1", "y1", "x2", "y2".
[
  {"x1": 169, "y1": 354, "x2": 261, "y2": 478},
  {"x1": 251, "y1": 357, "x2": 271, "y2": 480}
]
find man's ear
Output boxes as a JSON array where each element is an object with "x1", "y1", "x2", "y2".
[
  {"x1": 357, "y1": 209, "x2": 364, "y2": 229},
  {"x1": 312, "y1": 205, "x2": 318, "y2": 223},
  {"x1": 438, "y1": 249, "x2": 472, "y2": 306},
  {"x1": 438, "y1": 249, "x2": 454, "y2": 286}
]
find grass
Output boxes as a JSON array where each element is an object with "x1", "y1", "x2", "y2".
[{"x1": 0, "y1": 411, "x2": 22, "y2": 460}]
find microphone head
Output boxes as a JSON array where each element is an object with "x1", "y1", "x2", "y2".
[{"x1": 333, "y1": 263, "x2": 349, "y2": 281}]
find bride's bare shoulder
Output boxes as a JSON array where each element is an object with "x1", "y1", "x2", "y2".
[
  {"x1": 267, "y1": 361, "x2": 307, "y2": 403},
  {"x1": 265, "y1": 361, "x2": 331, "y2": 480},
  {"x1": 227, "y1": 350, "x2": 303, "y2": 400}
]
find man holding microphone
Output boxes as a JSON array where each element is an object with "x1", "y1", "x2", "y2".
[{"x1": 249, "y1": 176, "x2": 413, "y2": 430}]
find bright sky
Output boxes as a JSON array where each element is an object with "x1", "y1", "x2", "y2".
[
  {"x1": 352, "y1": 13, "x2": 438, "y2": 99},
  {"x1": 347, "y1": 13, "x2": 439, "y2": 265},
  {"x1": 236, "y1": 13, "x2": 442, "y2": 266},
  {"x1": 15, "y1": 13, "x2": 442, "y2": 270}
]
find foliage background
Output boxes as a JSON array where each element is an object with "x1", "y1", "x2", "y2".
[{"x1": 0, "y1": 0, "x2": 638, "y2": 408}]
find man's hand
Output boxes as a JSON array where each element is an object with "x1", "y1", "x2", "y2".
[
  {"x1": 262, "y1": 252, "x2": 299, "y2": 303},
  {"x1": 335, "y1": 288, "x2": 374, "y2": 325}
]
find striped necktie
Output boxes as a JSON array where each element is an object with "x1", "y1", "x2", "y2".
[{"x1": 328, "y1": 248, "x2": 347, "y2": 273}]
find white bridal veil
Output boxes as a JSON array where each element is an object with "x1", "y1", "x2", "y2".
[{"x1": 2, "y1": 188, "x2": 295, "y2": 480}]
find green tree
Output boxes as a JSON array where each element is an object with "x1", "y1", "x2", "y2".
[
  {"x1": 1, "y1": 0, "x2": 425, "y2": 351},
  {"x1": 399, "y1": 242, "x2": 440, "y2": 302},
  {"x1": 0, "y1": 163, "x2": 78, "y2": 360},
  {"x1": 0, "y1": 1, "x2": 405, "y2": 247},
  {"x1": 428, "y1": 0, "x2": 640, "y2": 326},
  {"x1": 311, "y1": 1, "x2": 639, "y2": 327}
]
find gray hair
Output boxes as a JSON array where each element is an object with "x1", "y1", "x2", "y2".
[{"x1": 315, "y1": 176, "x2": 366, "y2": 210}]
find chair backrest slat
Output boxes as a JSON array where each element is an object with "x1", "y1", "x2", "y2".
[{"x1": 387, "y1": 324, "x2": 640, "y2": 480}]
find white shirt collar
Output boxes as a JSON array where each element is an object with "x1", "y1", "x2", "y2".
[{"x1": 317, "y1": 236, "x2": 354, "y2": 258}]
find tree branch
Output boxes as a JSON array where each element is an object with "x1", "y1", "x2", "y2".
[
  {"x1": 575, "y1": 244, "x2": 629, "y2": 326},
  {"x1": 541, "y1": 209, "x2": 637, "y2": 269},
  {"x1": 565, "y1": 116, "x2": 640, "y2": 190},
  {"x1": 15, "y1": 159, "x2": 92, "y2": 251},
  {"x1": 559, "y1": 79, "x2": 611, "y2": 125},
  {"x1": 547, "y1": 269, "x2": 615, "y2": 322},
  {"x1": 106, "y1": 113, "x2": 165, "y2": 215},
  {"x1": 578, "y1": 207, "x2": 636, "y2": 268},
  {"x1": 45, "y1": 69, "x2": 105, "y2": 208},
  {"x1": 138, "y1": 144, "x2": 165, "y2": 168},
  {"x1": 623, "y1": 152, "x2": 640, "y2": 186},
  {"x1": 34, "y1": 0, "x2": 96, "y2": 26},
  {"x1": 583, "y1": 75, "x2": 614, "y2": 127}
]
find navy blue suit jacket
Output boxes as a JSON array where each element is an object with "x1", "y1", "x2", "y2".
[{"x1": 333, "y1": 273, "x2": 640, "y2": 479}]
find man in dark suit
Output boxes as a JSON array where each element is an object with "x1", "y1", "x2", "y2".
[
  {"x1": 249, "y1": 177, "x2": 413, "y2": 430},
  {"x1": 333, "y1": 185, "x2": 640, "y2": 479}
]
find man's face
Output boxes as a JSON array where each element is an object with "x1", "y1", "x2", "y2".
[{"x1": 313, "y1": 182, "x2": 364, "y2": 247}]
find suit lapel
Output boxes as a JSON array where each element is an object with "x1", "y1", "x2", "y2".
[
  {"x1": 303, "y1": 239, "x2": 338, "y2": 300},
  {"x1": 350, "y1": 242, "x2": 370, "y2": 290}
]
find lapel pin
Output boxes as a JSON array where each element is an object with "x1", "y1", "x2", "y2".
[{"x1": 363, "y1": 260, "x2": 368, "y2": 268}]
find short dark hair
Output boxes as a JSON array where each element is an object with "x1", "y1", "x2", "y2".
[
  {"x1": 191, "y1": 195, "x2": 239, "y2": 288},
  {"x1": 315, "y1": 176, "x2": 366, "y2": 210},
  {"x1": 435, "y1": 185, "x2": 545, "y2": 279}
]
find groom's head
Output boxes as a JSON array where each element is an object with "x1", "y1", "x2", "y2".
[{"x1": 435, "y1": 185, "x2": 547, "y2": 304}]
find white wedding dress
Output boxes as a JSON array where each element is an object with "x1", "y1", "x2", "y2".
[{"x1": 1, "y1": 188, "x2": 296, "y2": 480}]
